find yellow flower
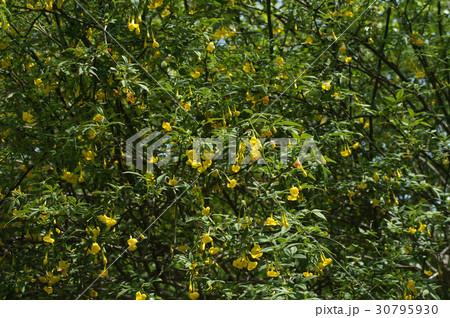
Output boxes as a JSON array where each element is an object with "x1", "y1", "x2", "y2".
[
  {"x1": 99, "y1": 267, "x2": 108, "y2": 278},
  {"x1": 303, "y1": 271, "x2": 313, "y2": 277},
  {"x1": 188, "y1": 263, "x2": 198, "y2": 270},
  {"x1": 43, "y1": 231, "x2": 55, "y2": 244},
  {"x1": 320, "y1": 253, "x2": 332, "y2": 267},
  {"x1": 406, "y1": 279, "x2": 417, "y2": 295},
  {"x1": 188, "y1": 283, "x2": 199, "y2": 300},
  {"x1": 162, "y1": 121, "x2": 172, "y2": 131},
  {"x1": 210, "y1": 246, "x2": 220, "y2": 255},
  {"x1": 265, "y1": 216, "x2": 278, "y2": 226},
  {"x1": 186, "y1": 149, "x2": 194, "y2": 160},
  {"x1": 188, "y1": 290, "x2": 199, "y2": 300},
  {"x1": 56, "y1": 261, "x2": 70, "y2": 277},
  {"x1": 247, "y1": 260, "x2": 258, "y2": 271},
  {"x1": 88, "y1": 227, "x2": 100, "y2": 239},
  {"x1": 344, "y1": 11, "x2": 354, "y2": 18},
  {"x1": 353, "y1": 142, "x2": 360, "y2": 149},
  {"x1": 332, "y1": 92, "x2": 341, "y2": 99},
  {"x1": 91, "y1": 242, "x2": 101, "y2": 254},
  {"x1": 148, "y1": 0, "x2": 163, "y2": 9},
  {"x1": 34, "y1": 78, "x2": 43, "y2": 86},
  {"x1": 152, "y1": 38, "x2": 160, "y2": 48},
  {"x1": 182, "y1": 101, "x2": 191, "y2": 111},
  {"x1": 43, "y1": 286, "x2": 53, "y2": 294},
  {"x1": 409, "y1": 227, "x2": 417, "y2": 234},
  {"x1": 357, "y1": 183, "x2": 367, "y2": 189},
  {"x1": 348, "y1": 190, "x2": 354, "y2": 204},
  {"x1": 321, "y1": 81, "x2": 331, "y2": 91},
  {"x1": 266, "y1": 262, "x2": 280, "y2": 277},
  {"x1": 90, "y1": 289, "x2": 98, "y2": 298},
  {"x1": 305, "y1": 36, "x2": 313, "y2": 44},
  {"x1": 373, "y1": 172, "x2": 380, "y2": 182},
  {"x1": 95, "y1": 90, "x2": 106, "y2": 102},
  {"x1": 190, "y1": 70, "x2": 201, "y2": 78},
  {"x1": 415, "y1": 71, "x2": 425, "y2": 78},
  {"x1": 227, "y1": 178, "x2": 237, "y2": 188},
  {"x1": 78, "y1": 172, "x2": 84, "y2": 183},
  {"x1": 345, "y1": 56, "x2": 352, "y2": 63},
  {"x1": 214, "y1": 26, "x2": 228, "y2": 38},
  {"x1": 202, "y1": 233, "x2": 213, "y2": 244},
  {"x1": 243, "y1": 62, "x2": 255, "y2": 73},
  {"x1": 178, "y1": 244, "x2": 188, "y2": 253},
  {"x1": 393, "y1": 193, "x2": 399, "y2": 205},
  {"x1": 250, "y1": 148, "x2": 261, "y2": 161},
  {"x1": 202, "y1": 206, "x2": 210, "y2": 216},
  {"x1": 232, "y1": 164, "x2": 240, "y2": 173},
  {"x1": 127, "y1": 19, "x2": 135, "y2": 32},
  {"x1": 287, "y1": 186, "x2": 299, "y2": 201},
  {"x1": 40, "y1": 270, "x2": 60, "y2": 285},
  {"x1": 22, "y1": 112, "x2": 36, "y2": 124},
  {"x1": 93, "y1": 114, "x2": 104, "y2": 123},
  {"x1": 61, "y1": 169, "x2": 78, "y2": 184},
  {"x1": 372, "y1": 198, "x2": 380, "y2": 207},
  {"x1": 102, "y1": 251, "x2": 107, "y2": 265},
  {"x1": 99, "y1": 214, "x2": 117, "y2": 227},
  {"x1": 82, "y1": 149, "x2": 96, "y2": 161},
  {"x1": 128, "y1": 237, "x2": 138, "y2": 251},
  {"x1": 280, "y1": 213, "x2": 289, "y2": 228},
  {"x1": 293, "y1": 159, "x2": 308, "y2": 177},
  {"x1": 161, "y1": 7, "x2": 170, "y2": 18},
  {"x1": 331, "y1": 31, "x2": 338, "y2": 41},
  {"x1": 249, "y1": 137, "x2": 261, "y2": 148},
  {"x1": 136, "y1": 291, "x2": 147, "y2": 300},
  {"x1": 168, "y1": 178, "x2": 177, "y2": 186},
  {"x1": 418, "y1": 221, "x2": 427, "y2": 233},
  {"x1": 275, "y1": 57, "x2": 284, "y2": 67},
  {"x1": 134, "y1": 24, "x2": 141, "y2": 35},
  {"x1": 340, "y1": 145, "x2": 351, "y2": 157},
  {"x1": 233, "y1": 257, "x2": 248, "y2": 269},
  {"x1": 206, "y1": 41, "x2": 215, "y2": 53},
  {"x1": 126, "y1": 92, "x2": 136, "y2": 104},
  {"x1": 424, "y1": 269, "x2": 433, "y2": 276},
  {"x1": 250, "y1": 243, "x2": 263, "y2": 258}
]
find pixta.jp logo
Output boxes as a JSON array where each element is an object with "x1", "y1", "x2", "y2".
[
  {"x1": 126, "y1": 128, "x2": 172, "y2": 173},
  {"x1": 125, "y1": 128, "x2": 325, "y2": 173}
]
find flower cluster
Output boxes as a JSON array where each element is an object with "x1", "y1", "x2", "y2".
[
  {"x1": 61, "y1": 169, "x2": 78, "y2": 184},
  {"x1": 99, "y1": 214, "x2": 117, "y2": 227},
  {"x1": 233, "y1": 243, "x2": 263, "y2": 271},
  {"x1": 185, "y1": 149, "x2": 213, "y2": 173}
]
